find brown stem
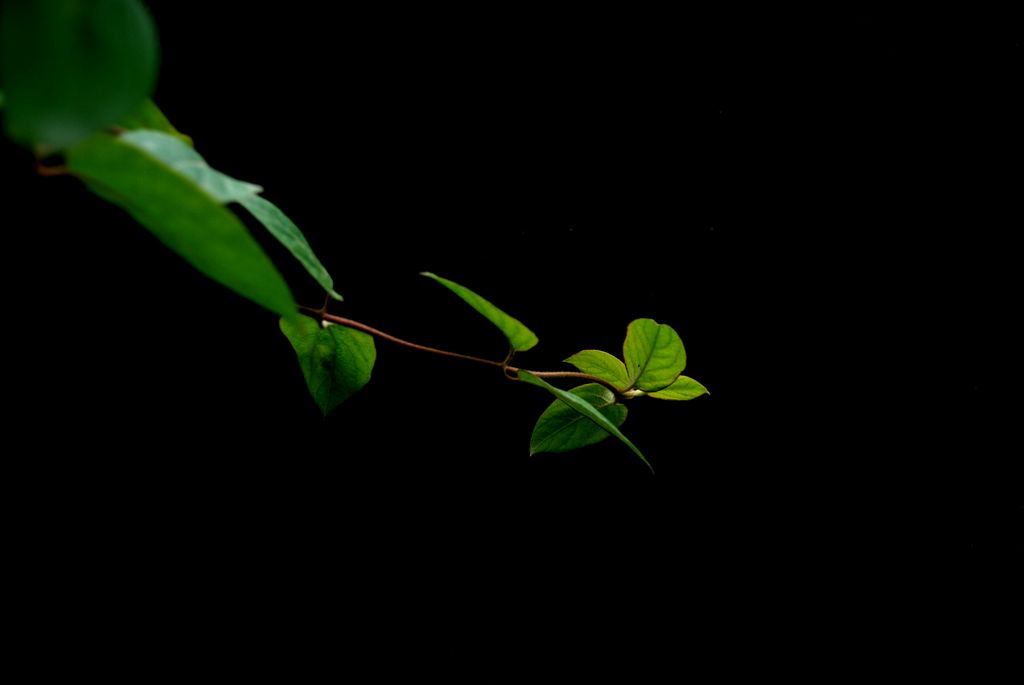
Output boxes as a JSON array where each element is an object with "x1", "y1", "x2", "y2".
[
  {"x1": 313, "y1": 311, "x2": 622, "y2": 393},
  {"x1": 35, "y1": 161, "x2": 69, "y2": 177},
  {"x1": 320, "y1": 312, "x2": 504, "y2": 368}
]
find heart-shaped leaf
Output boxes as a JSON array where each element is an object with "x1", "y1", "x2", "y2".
[
  {"x1": 280, "y1": 315, "x2": 376, "y2": 415},
  {"x1": 564, "y1": 350, "x2": 630, "y2": 389},
  {"x1": 519, "y1": 372, "x2": 651, "y2": 472},
  {"x1": 530, "y1": 383, "x2": 628, "y2": 455},
  {"x1": 421, "y1": 272, "x2": 538, "y2": 352},
  {"x1": 647, "y1": 375, "x2": 709, "y2": 400},
  {"x1": 623, "y1": 318, "x2": 686, "y2": 392}
]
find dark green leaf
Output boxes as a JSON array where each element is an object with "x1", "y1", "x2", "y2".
[
  {"x1": 238, "y1": 195, "x2": 342, "y2": 301},
  {"x1": 67, "y1": 133, "x2": 296, "y2": 317},
  {"x1": 623, "y1": 318, "x2": 686, "y2": 392},
  {"x1": 117, "y1": 99, "x2": 193, "y2": 145},
  {"x1": 530, "y1": 383, "x2": 628, "y2": 455},
  {"x1": 564, "y1": 350, "x2": 630, "y2": 389},
  {"x1": 647, "y1": 375, "x2": 709, "y2": 400},
  {"x1": 280, "y1": 315, "x2": 375, "y2": 415},
  {"x1": 421, "y1": 272, "x2": 538, "y2": 351},
  {"x1": 519, "y1": 371, "x2": 651, "y2": 472},
  {"x1": 120, "y1": 130, "x2": 262, "y2": 203},
  {"x1": 1, "y1": 0, "x2": 158, "y2": 149}
]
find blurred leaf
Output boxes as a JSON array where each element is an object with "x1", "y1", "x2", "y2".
[
  {"x1": 421, "y1": 272, "x2": 538, "y2": 351},
  {"x1": 238, "y1": 195, "x2": 342, "y2": 301},
  {"x1": 67, "y1": 133, "x2": 296, "y2": 317},
  {"x1": 564, "y1": 349, "x2": 630, "y2": 389},
  {"x1": 120, "y1": 130, "x2": 262, "y2": 203},
  {"x1": 0, "y1": 0, "x2": 158, "y2": 149},
  {"x1": 280, "y1": 315, "x2": 375, "y2": 415},
  {"x1": 117, "y1": 99, "x2": 192, "y2": 145},
  {"x1": 647, "y1": 375, "x2": 709, "y2": 400},
  {"x1": 530, "y1": 383, "x2": 628, "y2": 455},
  {"x1": 519, "y1": 372, "x2": 651, "y2": 472},
  {"x1": 623, "y1": 318, "x2": 686, "y2": 392}
]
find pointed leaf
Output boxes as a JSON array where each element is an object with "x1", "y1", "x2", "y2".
[
  {"x1": 623, "y1": 318, "x2": 687, "y2": 392},
  {"x1": 647, "y1": 375, "x2": 709, "y2": 401},
  {"x1": 530, "y1": 383, "x2": 628, "y2": 455},
  {"x1": 119, "y1": 131, "x2": 341, "y2": 299},
  {"x1": 119, "y1": 130, "x2": 263, "y2": 203},
  {"x1": 238, "y1": 194, "x2": 342, "y2": 301},
  {"x1": 1, "y1": 0, "x2": 158, "y2": 149},
  {"x1": 280, "y1": 316, "x2": 375, "y2": 415},
  {"x1": 67, "y1": 133, "x2": 297, "y2": 317},
  {"x1": 518, "y1": 372, "x2": 651, "y2": 472},
  {"x1": 117, "y1": 99, "x2": 193, "y2": 146},
  {"x1": 564, "y1": 350, "x2": 630, "y2": 389},
  {"x1": 421, "y1": 272, "x2": 538, "y2": 351}
]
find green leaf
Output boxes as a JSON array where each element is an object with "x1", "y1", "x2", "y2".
[
  {"x1": 647, "y1": 375, "x2": 709, "y2": 401},
  {"x1": 518, "y1": 372, "x2": 652, "y2": 472},
  {"x1": 421, "y1": 272, "x2": 538, "y2": 351},
  {"x1": 564, "y1": 350, "x2": 630, "y2": 389},
  {"x1": 530, "y1": 383, "x2": 628, "y2": 455},
  {"x1": 623, "y1": 318, "x2": 687, "y2": 392},
  {"x1": 1, "y1": 0, "x2": 158, "y2": 149},
  {"x1": 67, "y1": 133, "x2": 297, "y2": 317},
  {"x1": 237, "y1": 194, "x2": 342, "y2": 301},
  {"x1": 117, "y1": 99, "x2": 193, "y2": 146},
  {"x1": 119, "y1": 130, "x2": 262, "y2": 203},
  {"x1": 118, "y1": 131, "x2": 341, "y2": 299},
  {"x1": 280, "y1": 315, "x2": 375, "y2": 415}
]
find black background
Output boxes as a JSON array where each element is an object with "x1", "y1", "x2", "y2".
[{"x1": 4, "y1": 4, "x2": 1019, "y2": 663}]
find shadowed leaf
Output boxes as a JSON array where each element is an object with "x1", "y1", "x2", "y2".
[
  {"x1": 280, "y1": 316, "x2": 375, "y2": 415},
  {"x1": 530, "y1": 383, "x2": 628, "y2": 455},
  {"x1": 519, "y1": 371, "x2": 651, "y2": 472}
]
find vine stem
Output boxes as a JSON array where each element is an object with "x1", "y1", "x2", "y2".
[{"x1": 313, "y1": 310, "x2": 620, "y2": 392}]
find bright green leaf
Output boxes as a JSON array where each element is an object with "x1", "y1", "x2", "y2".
[
  {"x1": 1, "y1": 0, "x2": 158, "y2": 149},
  {"x1": 518, "y1": 372, "x2": 651, "y2": 472},
  {"x1": 564, "y1": 350, "x2": 630, "y2": 389},
  {"x1": 238, "y1": 194, "x2": 342, "y2": 301},
  {"x1": 647, "y1": 375, "x2": 709, "y2": 401},
  {"x1": 280, "y1": 315, "x2": 375, "y2": 415},
  {"x1": 623, "y1": 318, "x2": 687, "y2": 392},
  {"x1": 117, "y1": 99, "x2": 193, "y2": 146},
  {"x1": 120, "y1": 130, "x2": 262, "y2": 203},
  {"x1": 530, "y1": 383, "x2": 628, "y2": 455},
  {"x1": 67, "y1": 133, "x2": 297, "y2": 317},
  {"x1": 421, "y1": 272, "x2": 538, "y2": 352}
]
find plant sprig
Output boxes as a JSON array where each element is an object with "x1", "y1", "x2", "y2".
[{"x1": 1, "y1": 0, "x2": 708, "y2": 470}]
